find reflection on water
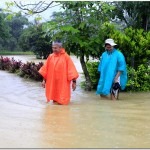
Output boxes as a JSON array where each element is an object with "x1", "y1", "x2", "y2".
[
  {"x1": 42, "y1": 106, "x2": 76, "y2": 148},
  {"x1": 0, "y1": 55, "x2": 150, "y2": 148}
]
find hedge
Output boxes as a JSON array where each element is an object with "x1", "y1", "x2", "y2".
[{"x1": 0, "y1": 56, "x2": 43, "y2": 81}]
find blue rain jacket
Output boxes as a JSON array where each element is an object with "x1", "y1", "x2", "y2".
[{"x1": 96, "y1": 49, "x2": 127, "y2": 95}]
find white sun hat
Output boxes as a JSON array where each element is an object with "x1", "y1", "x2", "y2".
[{"x1": 105, "y1": 38, "x2": 117, "y2": 46}]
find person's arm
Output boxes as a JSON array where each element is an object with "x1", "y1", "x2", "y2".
[
  {"x1": 39, "y1": 54, "x2": 52, "y2": 79},
  {"x1": 98, "y1": 55, "x2": 103, "y2": 73},
  {"x1": 66, "y1": 54, "x2": 78, "y2": 91},
  {"x1": 39, "y1": 55, "x2": 51, "y2": 88},
  {"x1": 72, "y1": 79, "x2": 76, "y2": 91},
  {"x1": 42, "y1": 79, "x2": 46, "y2": 88},
  {"x1": 114, "y1": 71, "x2": 121, "y2": 83},
  {"x1": 115, "y1": 52, "x2": 126, "y2": 83}
]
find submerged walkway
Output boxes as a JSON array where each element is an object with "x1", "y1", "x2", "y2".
[{"x1": 0, "y1": 55, "x2": 150, "y2": 148}]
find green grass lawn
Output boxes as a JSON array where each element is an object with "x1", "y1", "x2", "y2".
[{"x1": 0, "y1": 51, "x2": 34, "y2": 55}]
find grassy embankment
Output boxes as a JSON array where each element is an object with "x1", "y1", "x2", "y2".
[{"x1": 0, "y1": 51, "x2": 33, "y2": 55}]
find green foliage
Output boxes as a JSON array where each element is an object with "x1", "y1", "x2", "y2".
[
  {"x1": 0, "y1": 12, "x2": 30, "y2": 51},
  {"x1": 0, "y1": 13, "x2": 9, "y2": 40},
  {"x1": 113, "y1": 1, "x2": 150, "y2": 31},
  {"x1": 126, "y1": 66, "x2": 140, "y2": 91},
  {"x1": 126, "y1": 65, "x2": 150, "y2": 91},
  {"x1": 5, "y1": 14, "x2": 14, "y2": 21},
  {"x1": 110, "y1": 27, "x2": 150, "y2": 69},
  {"x1": 43, "y1": 2, "x2": 114, "y2": 58},
  {"x1": 7, "y1": 12, "x2": 29, "y2": 40},
  {"x1": 5, "y1": 2, "x2": 14, "y2": 8},
  {"x1": 19, "y1": 25, "x2": 52, "y2": 59},
  {"x1": 86, "y1": 61, "x2": 99, "y2": 89}
]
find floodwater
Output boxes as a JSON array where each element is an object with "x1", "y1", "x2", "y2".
[{"x1": 0, "y1": 55, "x2": 150, "y2": 148}]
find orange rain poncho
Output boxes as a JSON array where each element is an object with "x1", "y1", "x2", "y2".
[{"x1": 38, "y1": 48, "x2": 79, "y2": 105}]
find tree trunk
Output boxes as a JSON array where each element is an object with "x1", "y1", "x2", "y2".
[
  {"x1": 80, "y1": 50, "x2": 92, "y2": 91},
  {"x1": 131, "y1": 56, "x2": 135, "y2": 69},
  {"x1": 142, "y1": 14, "x2": 148, "y2": 31}
]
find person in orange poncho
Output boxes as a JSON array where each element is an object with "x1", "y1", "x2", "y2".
[{"x1": 38, "y1": 40, "x2": 79, "y2": 105}]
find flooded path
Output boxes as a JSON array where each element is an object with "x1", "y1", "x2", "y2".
[{"x1": 0, "y1": 55, "x2": 150, "y2": 148}]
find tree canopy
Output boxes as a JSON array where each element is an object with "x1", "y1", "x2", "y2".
[
  {"x1": 0, "y1": 11, "x2": 30, "y2": 51},
  {"x1": 113, "y1": 1, "x2": 150, "y2": 31}
]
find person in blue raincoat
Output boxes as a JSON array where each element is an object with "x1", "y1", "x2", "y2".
[{"x1": 96, "y1": 39, "x2": 127, "y2": 100}]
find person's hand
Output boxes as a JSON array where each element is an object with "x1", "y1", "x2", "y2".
[
  {"x1": 41, "y1": 80, "x2": 46, "y2": 88},
  {"x1": 72, "y1": 82, "x2": 76, "y2": 91},
  {"x1": 114, "y1": 77, "x2": 118, "y2": 83}
]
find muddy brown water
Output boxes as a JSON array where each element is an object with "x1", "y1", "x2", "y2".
[{"x1": 0, "y1": 55, "x2": 150, "y2": 148}]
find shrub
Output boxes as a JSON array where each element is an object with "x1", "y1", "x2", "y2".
[
  {"x1": 0, "y1": 56, "x2": 44, "y2": 81},
  {"x1": 86, "y1": 61, "x2": 99, "y2": 89},
  {"x1": 19, "y1": 62, "x2": 43, "y2": 81},
  {"x1": 30, "y1": 62, "x2": 44, "y2": 81},
  {"x1": 0, "y1": 56, "x2": 11, "y2": 70},
  {"x1": 126, "y1": 65, "x2": 150, "y2": 91},
  {"x1": 9, "y1": 58, "x2": 22, "y2": 73},
  {"x1": 110, "y1": 28, "x2": 150, "y2": 69},
  {"x1": 126, "y1": 66, "x2": 140, "y2": 91}
]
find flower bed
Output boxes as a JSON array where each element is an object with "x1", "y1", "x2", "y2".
[{"x1": 0, "y1": 56, "x2": 43, "y2": 81}]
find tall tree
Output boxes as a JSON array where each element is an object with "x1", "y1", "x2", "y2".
[
  {"x1": 113, "y1": 1, "x2": 150, "y2": 31},
  {"x1": 19, "y1": 24, "x2": 52, "y2": 59},
  {"x1": 0, "y1": 12, "x2": 10, "y2": 50},
  {"x1": 2, "y1": 12, "x2": 30, "y2": 51},
  {"x1": 0, "y1": 13, "x2": 9, "y2": 40},
  {"x1": 6, "y1": 12, "x2": 29, "y2": 42}
]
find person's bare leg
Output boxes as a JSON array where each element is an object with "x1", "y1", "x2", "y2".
[
  {"x1": 53, "y1": 100, "x2": 58, "y2": 104},
  {"x1": 111, "y1": 93, "x2": 116, "y2": 100}
]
